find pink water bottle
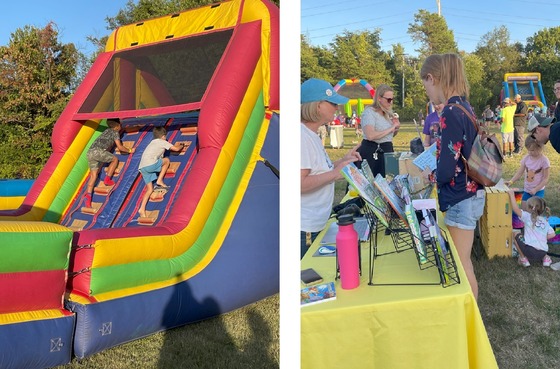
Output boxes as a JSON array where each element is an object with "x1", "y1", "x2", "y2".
[{"x1": 336, "y1": 214, "x2": 360, "y2": 289}]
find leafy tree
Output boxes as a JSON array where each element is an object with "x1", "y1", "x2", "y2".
[
  {"x1": 0, "y1": 22, "x2": 78, "y2": 178},
  {"x1": 330, "y1": 30, "x2": 392, "y2": 89},
  {"x1": 301, "y1": 35, "x2": 334, "y2": 83},
  {"x1": 0, "y1": 23, "x2": 77, "y2": 128},
  {"x1": 474, "y1": 26, "x2": 521, "y2": 106},
  {"x1": 408, "y1": 10, "x2": 457, "y2": 57},
  {"x1": 462, "y1": 52, "x2": 488, "y2": 114},
  {"x1": 524, "y1": 26, "x2": 560, "y2": 106}
]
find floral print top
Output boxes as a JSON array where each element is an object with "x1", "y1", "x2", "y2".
[{"x1": 436, "y1": 96, "x2": 482, "y2": 211}]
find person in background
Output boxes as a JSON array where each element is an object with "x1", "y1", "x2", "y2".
[
  {"x1": 553, "y1": 80, "x2": 560, "y2": 121},
  {"x1": 420, "y1": 53, "x2": 485, "y2": 300},
  {"x1": 513, "y1": 94, "x2": 528, "y2": 154},
  {"x1": 417, "y1": 110, "x2": 425, "y2": 127},
  {"x1": 504, "y1": 135, "x2": 550, "y2": 210},
  {"x1": 84, "y1": 118, "x2": 134, "y2": 207},
  {"x1": 356, "y1": 84, "x2": 400, "y2": 177},
  {"x1": 422, "y1": 102, "x2": 444, "y2": 147},
  {"x1": 500, "y1": 97, "x2": 516, "y2": 157},
  {"x1": 300, "y1": 78, "x2": 361, "y2": 259},
  {"x1": 528, "y1": 114, "x2": 560, "y2": 154},
  {"x1": 482, "y1": 105, "x2": 494, "y2": 129},
  {"x1": 508, "y1": 189, "x2": 554, "y2": 268},
  {"x1": 494, "y1": 105, "x2": 502, "y2": 124}
]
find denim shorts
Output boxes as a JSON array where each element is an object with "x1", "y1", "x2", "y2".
[
  {"x1": 522, "y1": 189, "x2": 545, "y2": 201},
  {"x1": 444, "y1": 193, "x2": 485, "y2": 230},
  {"x1": 139, "y1": 159, "x2": 163, "y2": 185}
]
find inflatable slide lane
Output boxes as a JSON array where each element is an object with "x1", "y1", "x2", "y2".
[
  {"x1": 0, "y1": 0, "x2": 279, "y2": 367},
  {"x1": 502, "y1": 72, "x2": 547, "y2": 111}
]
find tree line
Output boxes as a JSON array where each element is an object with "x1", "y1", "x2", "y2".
[
  {"x1": 301, "y1": 9, "x2": 560, "y2": 122},
  {"x1": 0, "y1": 0, "x2": 280, "y2": 179}
]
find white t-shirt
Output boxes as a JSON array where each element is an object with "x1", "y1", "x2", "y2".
[
  {"x1": 360, "y1": 107, "x2": 394, "y2": 143},
  {"x1": 139, "y1": 138, "x2": 173, "y2": 169},
  {"x1": 301, "y1": 123, "x2": 334, "y2": 233},
  {"x1": 521, "y1": 210, "x2": 554, "y2": 252}
]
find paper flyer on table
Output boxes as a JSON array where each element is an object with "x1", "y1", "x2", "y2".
[{"x1": 413, "y1": 143, "x2": 437, "y2": 172}]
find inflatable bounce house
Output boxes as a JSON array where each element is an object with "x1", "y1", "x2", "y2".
[
  {"x1": 0, "y1": 0, "x2": 279, "y2": 367},
  {"x1": 502, "y1": 72, "x2": 547, "y2": 113},
  {"x1": 333, "y1": 79, "x2": 375, "y2": 117}
]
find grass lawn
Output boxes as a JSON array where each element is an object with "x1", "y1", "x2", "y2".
[
  {"x1": 326, "y1": 123, "x2": 560, "y2": 369},
  {"x1": 56, "y1": 294, "x2": 279, "y2": 369}
]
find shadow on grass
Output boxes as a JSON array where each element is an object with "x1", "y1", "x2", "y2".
[{"x1": 158, "y1": 283, "x2": 277, "y2": 369}]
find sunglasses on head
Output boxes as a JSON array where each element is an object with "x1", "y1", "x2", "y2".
[
  {"x1": 380, "y1": 96, "x2": 394, "y2": 103},
  {"x1": 325, "y1": 101, "x2": 338, "y2": 107}
]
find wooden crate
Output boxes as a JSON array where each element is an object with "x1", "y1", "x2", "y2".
[
  {"x1": 479, "y1": 187, "x2": 513, "y2": 258},
  {"x1": 479, "y1": 217, "x2": 513, "y2": 258}
]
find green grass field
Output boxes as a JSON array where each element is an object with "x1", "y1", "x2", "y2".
[{"x1": 327, "y1": 123, "x2": 560, "y2": 369}]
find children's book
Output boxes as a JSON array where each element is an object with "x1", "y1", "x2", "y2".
[
  {"x1": 422, "y1": 209, "x2": 449, "y2": 284},
  {"x1": 301, "y1": 282, "x2": 337, "y2": 307},
  {"x1": 373, "y1": 174, "x2": 407, "y2": 223},
  {"x1": 341, "y1": 163, "x2": 391, "y2": 227},
  {"x1": 405, "y1": 202, "x2": 428, "y2": 263},
  {"x1": 413, "y1": 143, "x2": 437, "y2": 172},
  {"x1": 361, "y1": 159, "x2": 376, "y2": 184},
  {"x1": 340, "y1": 163, "x2": 377, "y2": 206}
]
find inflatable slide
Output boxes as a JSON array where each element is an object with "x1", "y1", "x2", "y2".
[
  {"x1": 334, "y1": 78, "x2": 375, "y2": 117},
  {"x1": 502, "y1": 72, "x2": 547, "y2": 112},
  {"x1": 0, "y1": 0, "x2": 279, "y2": 367}
]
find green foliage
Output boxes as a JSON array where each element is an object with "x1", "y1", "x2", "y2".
[
  {"x1": 408, "y1": 10, "x2": 458, "y2": 57},
  {"x1": 474, "y1": 26, "x2": 521, "y2": 107},
  {"x1": 0, "y1": 22, "x2": 77, "y2": 179},
  {"x1": 301, "y1": 35, "x2": 334, "y2": 83},
  {"x1": 0, "y1": 124, "x2": 52, "y2": 179},
  {"x1": 524, "y1": 26, "x2": 560, "y2": 106},
  {"x1": 330, "y1": 30, "x2": 391, "y2": 86}
]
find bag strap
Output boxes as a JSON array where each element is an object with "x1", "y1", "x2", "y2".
[{"x1": 448, "y1": 103, "x2": 479, "y2": 133}]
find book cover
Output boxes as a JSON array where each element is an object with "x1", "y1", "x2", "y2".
[
  {"x1": 405, "y1": 202, "x2": 428, "y2": 263},
  {"x1": 361, "y1": 159, "x2": 376, "y2": 184},
  {"x1": 422, "y1": 209, "x2": 449, "y2": 284},
  {"x1": 373, "y1": 174, "x2": 407, "y2": 222},
  {"x1": 340, "y1": 163, "x2": 378, "y2": 207},
  {"x1": 301, "y1": 282, "x2": 337, "y2": 307},
  {"x1": 413, "y1": 143, "x2": 437, "y2": 172}
]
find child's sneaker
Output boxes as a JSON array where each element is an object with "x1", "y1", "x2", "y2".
[
  {"x1": 518, "y1": 256, "x2": 530, "y2": 267},
  {"x1": 84, "y1": 193, "x2": 92, "y2": 208},
  {"x1": 104, "y1": 177, "x2": 115, "y2": 186},
  {"x1": 543, "y1": 255, "x2": 552, "y2": 267}
]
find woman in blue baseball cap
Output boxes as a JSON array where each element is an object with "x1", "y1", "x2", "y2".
[{"x1": 300, "y1": 78, "x2": 361, "y2": 259}]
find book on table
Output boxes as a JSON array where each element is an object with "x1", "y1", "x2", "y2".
[
  {"x1": 301, "y1": 282, "x2": 337, "y2": 307},
  {"x1": 340, "y1": 163, "x2": 389, "y2": 227}
]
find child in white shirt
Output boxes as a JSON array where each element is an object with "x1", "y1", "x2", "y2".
[{"x1": 138, "y1": 126, "x2": 184, "y2": 218}]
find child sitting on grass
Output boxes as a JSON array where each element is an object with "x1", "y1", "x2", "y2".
[
  {"x1": 85, "y1": 118, "x2": 133, "y2": 207},
  {"x1": 138, "y1": 126, "x2": 185, "y2": 218},
  {"x1": 508, "y1": 189, "x2": 555, "y2": 267}
]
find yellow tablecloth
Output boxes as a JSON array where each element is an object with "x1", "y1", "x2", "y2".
[{"x1": 301, "y1": 223, "x2": 498, "y2": 369}]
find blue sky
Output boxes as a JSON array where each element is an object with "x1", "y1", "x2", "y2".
[
  {"x1": 0, "y1": 1, "x2": 129, "y2": 56},
  {"x1": 301, "y1": 0, "x2": 560, "y2": 55}
]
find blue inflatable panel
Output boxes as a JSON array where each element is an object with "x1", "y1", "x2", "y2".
[
  {"x1": 0, "y1": 179, "x2": 34, "y2": 197},
  {"x1": 0, "y1": 314, "x2": 74, "y2": 369}
]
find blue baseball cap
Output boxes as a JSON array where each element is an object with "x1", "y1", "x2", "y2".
[{"x1": 301, "y1": 78, "x2": 349, "y2": 105}]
